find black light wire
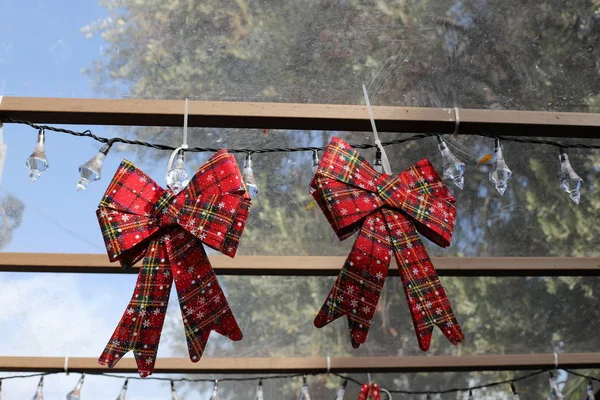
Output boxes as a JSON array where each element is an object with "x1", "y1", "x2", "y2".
[
  {"x1": 383, "y1": 369, "x2": 545, "y2": 395},
  {"x1": 564, "y1": 369, "x2": 600, "y2": 383},
  {"x1": 2, "y1": 115, "x2": 600, "y2": 154},
  {"x1": 0, "y1": 368, "x2": 598, "y2": 395}
]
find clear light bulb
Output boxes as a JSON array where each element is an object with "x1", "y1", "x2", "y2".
[
  {"x1": 66, "y1": 374, "x2": 85, "y2": 400},
  {"x1": 587, "y1": 379, "x2": 595, "y2": 400},
  {"x1": 243, "y1": 153, "x2": 259, "y2": 198},
  {"x1": 559, "y1": 149, "x2": 583, "y2": 205},
  {"x1": 116, "y1": 379, "x2": 128, "y2": 400},
  {"x1": 170, "y1": 382, "x2": 180, "y2": 400},
  {"x1": 373, "y1": 149, "x2": 383, "y2": 173},
  {"x1": 437, "y1": 136, "x2": 465, "y2": 189},
  {"x1": 548, "y1": 372, "x2": 565, "y2": 400},
  {"x1": 255, "y1": 380, "x2": 264, "y2": 400},
  {"x1": 312, "y1": 150, "x2": 320, "y2": 174},
  {"x1": 335, "y1": 379, "x2": 347, "y2": 400},
  {"x1": 166, "y1": 150, "x2": 190, "y2": 195},
  {"x1": 298, "y1": 376, "x2": 311, "y2": 400},
  {"x1": 511, "y1": 383, "x2": 520, "y2": 400},
  {"x1": 25, "y1": 129, "x2": 49, "y2": 182},
  {"x1": 31, "y1": 376, "x2": 44, "y2": 400},
  {"x1": 209, "y1": 380, "x2": 219, "y2": 400},
  {"x1": 77, "y1": 143, "x2": 111, "y2": 191},
  {"x1": 489, "y1": 138, "x2": 512, "y2": 195}
]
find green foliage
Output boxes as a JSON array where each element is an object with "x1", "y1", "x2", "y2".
[{"x1": 84, "y1": 0, "x2": 600, "y2": 397}]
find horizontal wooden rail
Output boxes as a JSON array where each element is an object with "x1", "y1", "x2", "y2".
[
  {"x1": 0, "y1": 353, "x2": 598, "y2": 373},
  {"x1": 2, "y1": 97, "x2": 600, "y2": 138},
  {"x1": 0, "y1": 253, "x2": 598, "y2": 276}
]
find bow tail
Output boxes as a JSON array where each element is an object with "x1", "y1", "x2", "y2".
[
  {"x1": 314, "y1": 212, "x2": 391, "y2": 349},
  {"x1": 99, "y1": 238, "x2": 173, "y2": 377},
  {"x1": 166, "y1": 230, "x2": 243, "y2": 363},
  {"x1": 382, "y1": 209, "x2": 464, "y2": 351}
]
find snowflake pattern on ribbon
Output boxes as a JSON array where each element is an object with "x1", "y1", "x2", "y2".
[
  {"x1": 96, "y1": 149, "x2": 251, "y2": 377},
  {"x1": 311, "y1": 137, "x2": 464, "y2": 351}
]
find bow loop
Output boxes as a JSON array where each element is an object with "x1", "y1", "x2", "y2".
[
  {"x1": 393, "y1": 159, "x2": 456, "y2": 248},
  {"x1": 174, "y1": 149, "x2": 251, "y2": 257},
  {"x1": 183, "y1": 149, "x2": 249, "y2": 198},
  {"x1": 398, "y1": 158, "x2": 455, "y2": 203},
  {"x1": 96, "y1": 160, "x2": 169, "y2": 267},
  {"x1": 312, "y1": 137, "x2": 380, "y2": 193},
  {"x1": 99, "y1": 160, "x2": 167, "y2": 217}
]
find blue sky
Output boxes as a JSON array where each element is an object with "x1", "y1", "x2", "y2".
[
  {"x1": 0, "y1": 1, "x2": 193, "y2": 398},
  {"x1": 1, "y1": 0, "x2": 117, "y2": 254}
]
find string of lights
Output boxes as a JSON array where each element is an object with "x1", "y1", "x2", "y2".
[
  {"x1": 0, "y1": 114, "x2": 595, "y2": 202},
  {"x1": 3, "y1": 115, "x2": 600, "y2": 153},
  {"x1": 1, "y1": 368, "x2": 599, "y2": 398}
]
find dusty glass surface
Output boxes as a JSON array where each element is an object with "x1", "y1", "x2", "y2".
[
  {"x1": 1, "y1": 0, "x2": 600, "y2": 111},
  {"x1": 1, "y1": 124, "x2": 599, "y2": 398},
  {"x1": 1, "y1": 0, "x2": 600, "y2": 398}
]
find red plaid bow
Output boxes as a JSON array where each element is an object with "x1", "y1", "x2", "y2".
[
  {"x1": 311, "y1": 137, "x2": 464, "y2": 351},
  {"x1": 96, "y1": 150, "x2": 251, "y2": 377}
]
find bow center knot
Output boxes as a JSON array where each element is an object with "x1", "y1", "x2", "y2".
[
  {"x1": 155, "y1": 192, "x2": 179, "y2": 228},
  {"x1": 375, "y1": 173, "x2": 408, "y2": 209}
]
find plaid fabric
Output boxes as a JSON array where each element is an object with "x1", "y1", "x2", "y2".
[
  {"x1": 311, "y1": 137, "x2": 464, "y2": 351},
  {"x1": 357, "y1": 383, "x2": 381, "y2": 400},
  {"x1": 97, "y1": 149, "x2": 251, "y2": 377}
]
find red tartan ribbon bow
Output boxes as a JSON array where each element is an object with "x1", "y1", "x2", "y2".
[
  {"x1": 96, "y1": 150, "x2": 251, "y2": 377},
  {"x1": 311, "y1": 137, "x2": 464, "y2": 351}
]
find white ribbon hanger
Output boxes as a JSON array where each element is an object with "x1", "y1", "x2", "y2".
[
  {"x1": 362, "y1": 85, "x2": 392, "y2": 175},
  {"x1": 167, "y1": 98, "x2": 190, "y2": 170}
]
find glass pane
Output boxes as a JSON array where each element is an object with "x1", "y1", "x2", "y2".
[
  {"x1": 1, "y1": 1, "x2": 599, "y2": 111},
  {"x1": 1, "y1": 0, "x2": 599, "y2": 398},
  {"x1": 1, "y1": 125, "x2": 598, "y2": 363},
  {"x1": 0, "y1": 272, "x2": 597, "y2": 357},
  {"x1": 3, "y1": 126, "x2": 597, "y2": 258}
]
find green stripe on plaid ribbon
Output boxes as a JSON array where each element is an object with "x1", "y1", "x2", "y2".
[
  {"x1": 311, "y1": 137, "x2": 464, "y2": 351},
  {"x1": 97, "y1": 149, "x2": 251, "y2": 377}
]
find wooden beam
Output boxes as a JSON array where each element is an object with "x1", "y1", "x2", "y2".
[
  {"x1": 2, "y1": 97, "x2": 600, "y2": 138},
  {"x1": 0, "y1": 353, "x2": 598, "y2": 374},
  {"x1": 0, "y1": 253, "x2": 598, "y2": 276}
]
